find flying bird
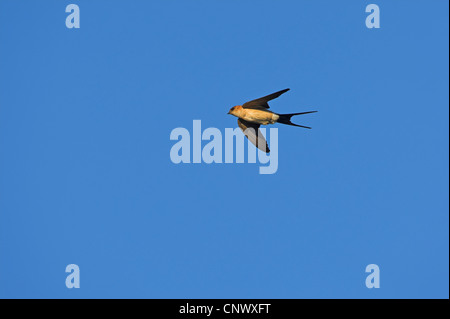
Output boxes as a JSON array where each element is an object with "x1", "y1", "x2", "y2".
[{"x1": 228, "y1": 88, "x2": 317, "y2": 153}]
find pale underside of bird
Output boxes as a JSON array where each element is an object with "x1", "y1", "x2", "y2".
[{"x1": 228, "y1": 88, "x2": 317, "y2": 153}]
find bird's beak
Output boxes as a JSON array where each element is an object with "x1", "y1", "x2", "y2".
[{"x1": 227, "y1": 111, "x2": 231, "y2": 115}]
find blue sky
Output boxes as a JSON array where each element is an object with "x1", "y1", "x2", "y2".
[{"x1": 0, "y1": 0, "x2": 448, "y2": 298}]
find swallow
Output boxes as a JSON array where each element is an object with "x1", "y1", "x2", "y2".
[{"x1": 228, "y1": 88, "x2": 317, "y2": 153}]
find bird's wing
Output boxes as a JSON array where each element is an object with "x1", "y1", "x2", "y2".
[
  {"x1": 237, "y1": 119, "x2": 270, "y2": 153},
  {"x1": 242, "y1": 88, "x2": 290, "y2": 110}
]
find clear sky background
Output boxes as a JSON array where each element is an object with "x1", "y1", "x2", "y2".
[{"x1": 0, "y1": 0, "x2": 448, "y2": 299}]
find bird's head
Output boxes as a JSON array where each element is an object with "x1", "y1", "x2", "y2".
[{"x1": 227, "y1": 105, "x2": 241, "y2": 116}]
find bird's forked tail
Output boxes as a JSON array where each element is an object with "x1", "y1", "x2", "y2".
[{"x1": 276, "y1": 111, "x2": 317, "y2": 129}]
